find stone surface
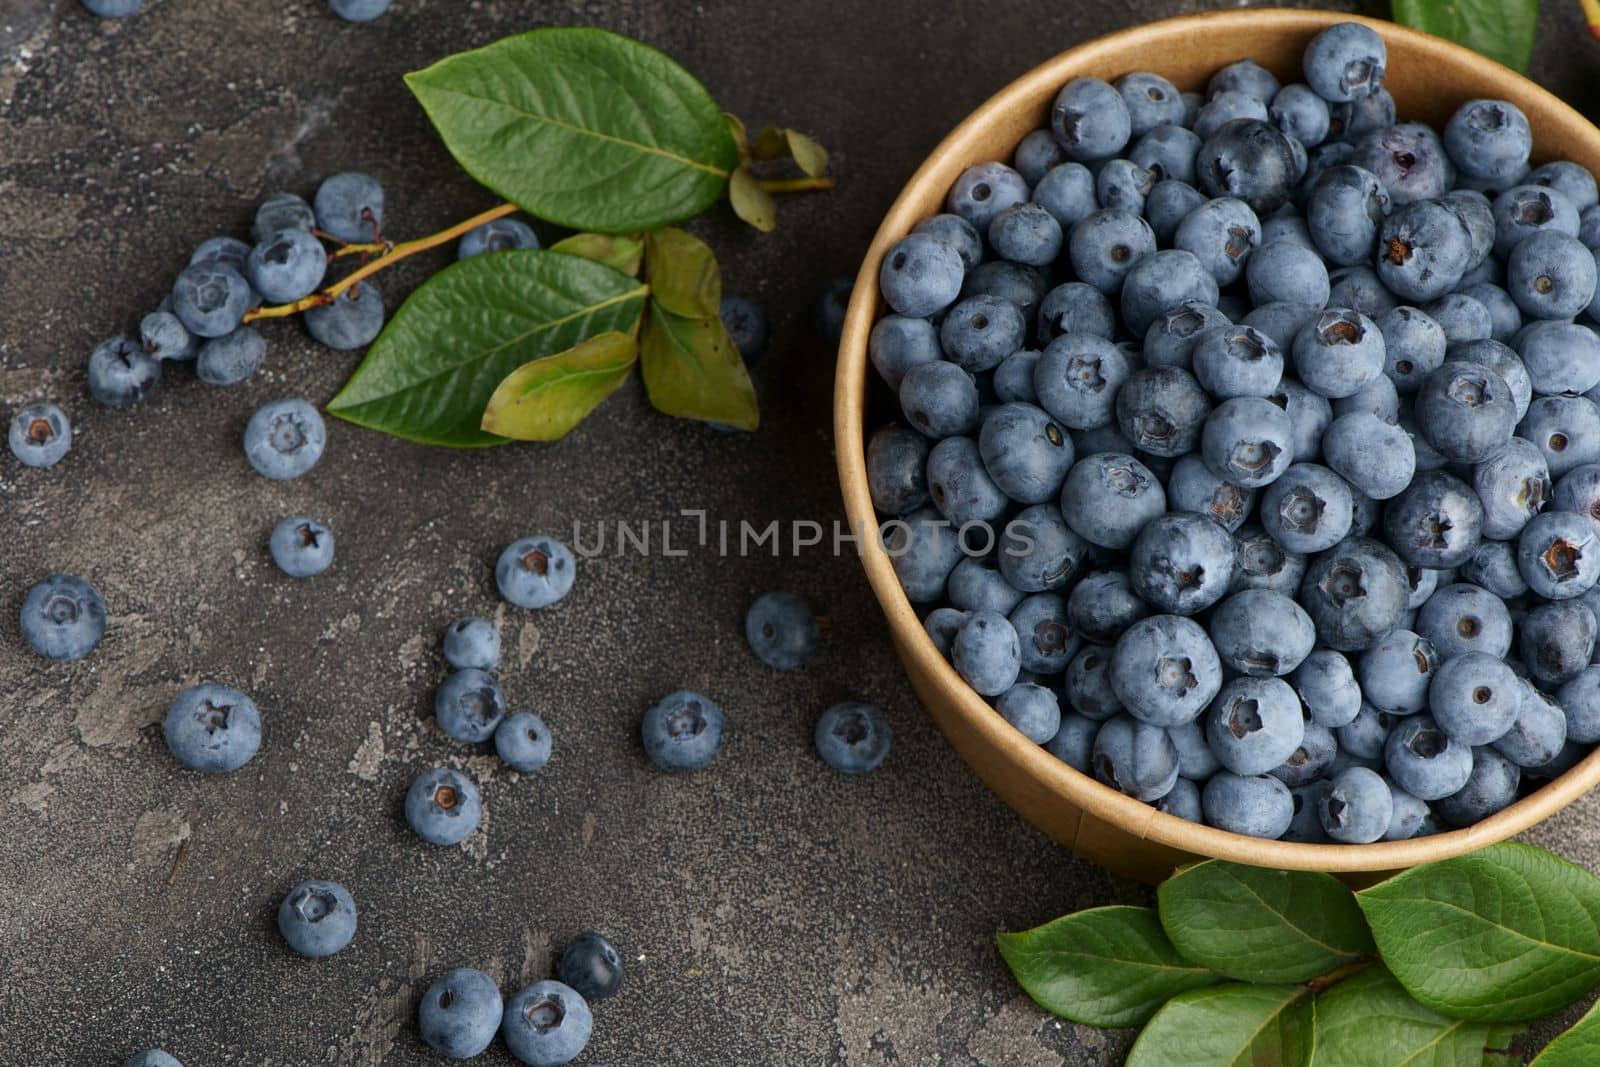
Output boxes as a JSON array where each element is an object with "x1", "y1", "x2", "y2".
[{"x1": 0, "y1": 1, "x2": 1595, "y2": 1063}]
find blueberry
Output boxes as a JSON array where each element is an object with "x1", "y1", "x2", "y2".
[
  {"x1": 1518, "y1": 510, "x2": 1600, "y2": 599},
  {"x1": 247, "y1": 228, "x2": 327, "y2": 304},
  {"x1": 995, "y1": 683, "x2": 1063, "y2": 744},
  {"x1": 951, "y1": 610, "x2": 1022, "y2": 696},
  {"x1": 1204, "y1": 676, "x2": 1305, "y2": 776},
  {"x1": 1261, "y1": 214, "x2": 1316, "y2": 250},
  {"x1": 1303, "y1": 23, "x2": 1387, "y2": 103},
  {"x1": 866, "y1": 320, "x2": 938, "y2": 393},
  {"x1": 457, "y1": 217, "x2": 539, "y2": 260},
  {"x1": 1202, "y1": 771, "x2": 1294, "y2": 838},
  {"x1": 1266, "y1": 378, "x2": 1335, "y2": 463},
  {"x1": 1518, "y1": 320, "x2": 1600, "y2": 396},
  {"x1": 1583, "y1": 205, "x2": 1600, "y2": 251},
  {"x1": 1428, "y1": 651, "x2": 1520, "y2": 746},
  {"x1": 1095, "y1": 159, "x2": 1156, "y2": 215},
  {"x1": 1196, "y1": 119, "x2": 1298, "y2": 215},
  {"x1": 1285, "y1": 780, "x2": 1335, "y2": 842},
  {"x1": 1291, "y1": 308, "x2": 1385, "y2": 400},
  {"x1": 1173, "y1": 198, "x2": 1260, "y2": 287},
  {"x1": 1382, "y1": 470, "x2": 1484, "y2": 569},
  {"x1": 139, "y1": 310, "x2": 196, "y2": 362},
  {"x1": 1453, "y1": 338, "x2": 1532, "y2": 421},
  {"x1": 1156, "y1": 777, "x2": 1205, "y2": 822},
  {"x1": 1128, "y1": 512, "x2": 1235, "y2": 615},
  {"x1": 1492, "y1": 185, "x2": 1581, "y2": 260},
  {"x1": 442, "y1": 617, "x2": 500, "y2": 673},
  {"x1": 1109, "y1": 614, "x2": 1222, "y2": 727},
  {"x1": 1068, "y1": 209, "x2": 1156, "y2": 295},
  {"x1": 899, "y1": 361, "x2": 979, "y2": 438},
  {"x1": 1331, "y1": 87, "x2": 1399, "y2": 142},
  {"x1": 639, "y1": 690, "x2": 725, "y2": 773},
  {"x1": 1306, "y1": 165, "x2": 1391, "y2": 268},
  {"x1": 1034, "y1": 334, "x2": 1134, "y2": 430},
  {"x1": 122, "y1": 1053, "x2": 181, "y2": 1067},
  {"x1": 1356, "y1": 629, "x2": 1437, "y2": 715},
  {"x1": 1189, "y1": 326, "x2": 1280, "y2": 399},
  {"x1": 83, "y1": 0, "x2": 143, "y2": 16},
  {"x1": 196, "y1": 327, "x2": 267, "y2": 387},
  {"x1": 939, "y1": 296, "x2": 1025, "y2": 373},
  {"x1": 1012, "y1": 592, "x2": 1082, "y2": 671},
  {"x1": 1245, "y1": 239, "x2": 1331, "y2": 309},
  {"x1": 1331, "y1": 374, "x2": 1400, "y2": 424},
  {"x1": 1031, "y1": 163, "x2": 1099, "y2": 230},
  {"x1": 163, "y1": 683, "x2": 262, "y2": 773},
  {"x1": 304, "y1": 282, "x2": 385, "y2": 350},
  {"x1": 1200, "y1": 397, "x2": 1294, "y2": 489},
  {"x1": 189, "y1": 235, "x2": 251, "y2": 273},
  {"x1": 1205, "y1": 57, "x2": 1278, "y2": 102},
  {"x1": 1459, "y1": 283, "x2": 1523, "y2": 343},
  {"x1": 1470, "y1": 438, "x2": 1549, "y2": 543},
  {"x1": 1336, "y1": 702, "x2": 1395, "y2": 760},
  {"x1": 314, "y1": 171, "x2": 383, "y2": 242},
  {"x1": 1508, "y1": 232, "x2": 1597, "y2": 320},
  {"x1": 330, "y1": 0, "x2": 391, "y2": 19},
  {"x1": 1168, "y1": 454, "x2": 1255, "y2": 533},
  {"x1": 1460, "y1": 540, "x2": 1529, "y2": 599},
  {"x1": 1299, "y1": 536, "x2": 1411, "y2": 651},
  {"x1": 435, "y1": 668, "x2": 507, "y2": 744},
  {"x1": 1051, "y1": 78, "x2": 1131, "y2": 161},
  {"x1": 923, "y1": 607, "x2": 967, "y2": 656},
  {"x1": 419, "y1": 968, "x2": 504, "y2": 1059},
  {"x1": 1519, "y1": 601, "x2": 1597, "y2": 688},
  {"x1": 269, "y1": 516, "x2": 334, "y2": 578},
  {"x1": 1115, "y1": 367, "x2": 1212, "y2": 457},
  {"x1": 1318, "y1": 766, "x2": 1392, "y2": 843},
  {"x1": 1326, "y1": 265, "x2": 1399, "y2": 318},
  {"x1": 557, "y1": 932, "x2": 625, "y2": 1002},
  {"x1": 885, "y1": 507, "x2": 962, "y2": 602},
  {"x1": 866, "y1": 425, "x2": 931, "y2": 516},
  {"x1": 171, "y1": 263, "x2": 252, "y2": 338},
  {"x1": 276, "y1": 879, "x2": 356, "y2": 958},
  {"x1": 913, "y1": 213, "x2": 985, "y2": 271},
  {"x1": 87, "y1": 336, "x2": 160, "y2": 408},
  {"x1": 1555, "y1": 464, "x2": 1600, "y2": 539},
  {"x1": 1412, "y1": 360, "x2": 1516, "y2": 464},
  {"x1": 1230, "y1": 523, "x2": 1310, "y2": 597},
  {"x1": 1038, "y1": 282, "x2": 1114, "y2": 343},
  {"x1": 1269, "y1": 721, "x2": 1337, "y2": 787},
  {"x1": 1208, "y1": 589, "x2": 1315, "y2": 677},
  {"x1": 1118, "y1": 250, "x2": 1221, "y2": 337},
  {"x1": 20, "y1": 574, "x2": 105, "y2": 662},
  {"x1": 1145, "y1": 180, "x2": 1209, "y2": 245},
  {"x1": 988, "y1": 203, "x2": 1064, "y2": 267},
  {"x1": 1421, "y1": 294, "x2": 1491, "y2": 349},
  {"x1": 881, "y1": 234, "x2": 965, "y2": 319},
  {"x1": 1044, "y1": 712, "x2": 1100, "y2": 772},
  {"x1": 8, "y1": 403, "x2": 71, "y2": 468},
  {"x1": 1382, "y1": 715, "x2": 1472, "y2": 800},
  {"x1": 494, "y1": 711, "x2": 552, "y2": 774},
  {"x1": 1354, "y1": 123, "x2": 1452, "y2": 205},
  {"x1": 1520, "y1": 395, "x2": 1600, "y2": 479},
  {"x1": 1156, "y1": 718, "x2": 1216, "y2": 782},
  {"x1": 1435, "y1": 747, "x2": 1520, "y2": 826},
  {"x1": 1440, "y1": 189, "x2": 1498, "y2": 268},
  {"x1": 1377, "y1": 199, "x2": 1475, "y2": 303},
  {"x1": 502, "y1": 980, "x2": 592, "y2": 1067},
  {"x1": 251, "y1": 192, "x2": 315, "y2": 243},
  {"x1": 1129, "y1": 125, "x2": 1201, "y2": 185},
  {"x1": 745, "y1": 591, "x2": 819, "y2": 671},
  {"x1": 975, "y1": 404, "x2": 1072, "y2": 506},
  {"x1": 1417, "y1": 582, "x2": 1514, "y2": 661},
  {"x1": 1114, "y1": 71, "x2": 1186, "y2": 138},
  {"x1": 1382, "y1": 780, "x2": 1435, "y2": 840},
  {"x1": 1013, "y1": 129, "x2": 1067, "y2": 186},
  {"x1": 244, "y1": 398, "x2": 326, "y2": 480},
  {"x1": 496, "y1": 537, "x2": 575, "y2": 609},
  {"x1": 1194, "y1": 91, "x2": 1271, "y2": 142},
  {"x1": 1530, "y1": 161, "x2": 1600, "y2": 212},
  {"x1": 1059, "y1": 452, "x2": 1166, "y2": 550},
  {"x1": 1093, "y1": 714, "x2": 1180, "y2": 800},
  {"x1": 1443, "y1": 99, "x2": 1532, "y2": 182},
  {"x1": 1065, "y1": 646, "x2": 1125, "y2": 720},
  {"x1": 1270, "y1": 83, "x2": 1331, "y2": 146},
  {"x1": 1320, "y1": 412, "x2": 1415, "y2": 501},
  {"x1": 405, "y1": 767, "x2": 482, "y2": 846},
  {"x1": 1291, "y1": 648, "x2": 1362, "y2": 728},
  {"x1": 1259, "y1": 462, "x2": 1354, "y2": 554},
  {"x1": 928, "y1": 436, "x2": 1008, "y2": 526}
]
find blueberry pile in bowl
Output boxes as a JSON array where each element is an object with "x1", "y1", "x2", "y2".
[{"x1": 866, "y1": 21, "x2": 1600, "y2": 844}]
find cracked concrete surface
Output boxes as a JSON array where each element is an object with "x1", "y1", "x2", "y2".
[{"x1": 0, "y1": 0, "x2": 1596, "y2": 1063}]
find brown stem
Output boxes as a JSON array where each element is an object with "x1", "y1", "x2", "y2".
[{"x1": 1304, "y1": 957, "x2": 1376, "y2": 996}]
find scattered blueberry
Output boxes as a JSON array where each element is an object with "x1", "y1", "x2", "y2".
[
  {"x1": 277, "y1": 879, "x2": 357, "y2": 958},
  {"x1": 501, "y1": 980, "x2": 592, "y2": 1067},
  {"x1": 419, "y1": 968, "x2": 504, "y2": 1059},
  {"x1": 435, "y1": 668, "x2": 507, "y2": 743},
  {"x1": 405, "y1": 767, "x2": 482, "y2": 846},
  {"x1": 496, "y1": 537, "x2": 575, "y2": 609},
  {"x1": 244, "y1": 398, "x2": 326, "y2": 480},
  {"x1": 163, "y1": 683, "x2": 262, "y2": 773},
  {"x1": 269, "y1": 516, "x2": 334, "y2": 578},
  {"x1": 20, "y1": 574, "x2": 105, "y2": 661},
  {"x1": 641, "y1": 690, "x2": 724, "y2": 772},
  {"x1": 745, "y1": 591, "x2": 819, "y2": 671},
  {"x1": 8, "y1": 403, "x2": 72, "y2": 468},
  {"x1": 815, "y1": 701, "x2": 891, "y2": 774}
]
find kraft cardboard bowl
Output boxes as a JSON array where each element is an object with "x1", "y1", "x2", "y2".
[{"x1": 833, "y1": 9, "x2": 1600, "y2": 882}]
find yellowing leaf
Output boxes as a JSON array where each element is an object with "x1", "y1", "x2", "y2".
[
  {"x1": 639, "y1": 302, "x2": 758, "y2": 430},
  {"x1": 549, "y1": 233, "x2": 644, "y2": 277},
  {"x1": 643, "y1": 227, "x2": 722, "y2": 318},
  {"x1": 480, "y1": 330, "x2": 638, "y2": 441},
  {"x1": 729, "y1": 167, "x2": 777, "y2": 233}
]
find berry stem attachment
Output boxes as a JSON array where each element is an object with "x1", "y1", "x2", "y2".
[
  {"x1": 755, "y1": 176, "x2": 835, "y2": 194},
  {"x1": 245, "y1": 201, "x2": 520, "y2": 322}
]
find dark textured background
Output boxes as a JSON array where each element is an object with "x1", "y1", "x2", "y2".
[{"x1": 0, "y1": 1, "x2": 1596, "y2": 1063}]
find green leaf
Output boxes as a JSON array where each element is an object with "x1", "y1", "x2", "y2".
[
  {"x1": 1127, "y1": 983, "x2": 1312, "y2": 1067},
  {"x1": 729, "y1": 168, "x2": 777, "y2": 232},
  {"x1": 480, "y1": 331, "x2": 637, "y2": 441},
  {"x1": 638, "y1": 302, "x2": 758, "y2": 430},
  {"x1": 406, "y1": 27, "x2": 739, "y2": 233},
  {"x1": 1390, "y1": 0, "x2": 1539, "y2": 72},
  {"x1": 1158, "y1": 860, "x2": 1376, "y2": 984},
  {"x1": 327, "y1": 250, "x2": 646, "y2": 447},
  {"x1": 1309, "y1": 967, "x2": 1526, "y2": 1066},
  {"x1": 1532, "y1": 998, "x2": 1600, "y2": 1065},
  {"x1": 643, "y1": 228, "x2": 721, "y2": 318},
  {"x1": 995, "y1": 905, "x2": 1223, "y2": 1028},
  {"x1": 1357, "y1": 842, "x2": 1600, "y2": 1022},
  {"x1": 549, "y1": 233, "x2": 644, "y2": 277}
]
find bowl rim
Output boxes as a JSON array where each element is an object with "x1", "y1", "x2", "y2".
[{"x1": 833, "y1": 6, "x2": 1600, "y2": 872}]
